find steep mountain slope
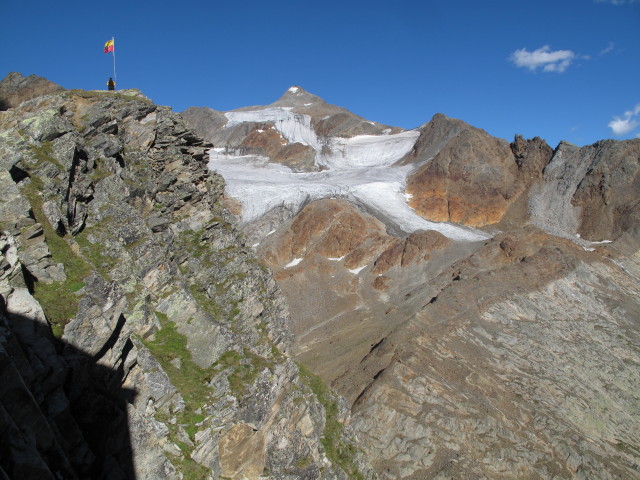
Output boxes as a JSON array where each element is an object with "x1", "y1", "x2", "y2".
[
  {"x1": 0, "y1": 74, "x2": 373, "y2": 480},
  {"x1": 529, "y1": 139, "x2": 640, "y2": 243},
  {"x1": 0, "y1": 72, "x2": 64, "y2": 111},
  {"x1": 403, "y1": 114, "x2": 547, "y2": 227},
  {"x1": 185, "y1": 86, "x2": 640, "y2": 479}
]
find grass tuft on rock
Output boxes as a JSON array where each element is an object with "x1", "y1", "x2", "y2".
[
  {"x1": 20, "y1": 178, "x2": 92, "y2": 336},
  {"x1": 143, "y1": 311, "x2": 215, "y2": 409},
  {"x1": 297, "y1": 362, "x2": 364, "y2": 480}
]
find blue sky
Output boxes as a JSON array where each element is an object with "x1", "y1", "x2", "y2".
[{"x1": 1, "y1": 0, "x2": 638, "y2": 147}]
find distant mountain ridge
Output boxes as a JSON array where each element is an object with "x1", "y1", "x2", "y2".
[
  {"x1": 183, "y1": 85, "x2": 640, "y2": 479},
  {"x1": 0, "y1": 72, "x2": 64, "y2": 110}
]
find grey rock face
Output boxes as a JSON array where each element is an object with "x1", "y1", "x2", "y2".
[
  {"x1": 529, "y1": 139, "x2": 640, "y2": 244},
  {"x1": 0, "y1": 86, "x2": 370, "y2": 479}
]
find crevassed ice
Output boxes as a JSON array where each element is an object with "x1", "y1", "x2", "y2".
[
  {"x1": 225, "y1": 109, "x2": 320, "y2": 149},
  {"x1": 318, "y1": 131, "x2": 419, "y2": 169},
  {"x1": 213, "y1": 107, "x2": 490, "y2": 242},
  {"x1": 207, "y1": 149, "x2": 490, "y2": 242},
  {"x1": 224, "y1": 108, "x2": 419, "y2": 170}
]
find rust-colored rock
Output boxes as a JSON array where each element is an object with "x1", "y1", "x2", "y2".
[
  {"x1": 260, "y1": 198, "x2": 394, "y2": 268},
  {"x1": 240, "y1": 124, "x2": 316, "y2": 171},
  {"x1": 510, "y1": 134, "x2": 553, "y2": 178},
  {"x1": 372, "y1": 275, "x2": 390, "y2": 291},
  {"x1": 373, "y1": 231, "x2": 449, "y2": 274},
  {"x1": 572, "y1": 139, "x2": 640, "y2": 242},
  {"x1": 406, "y1": 122, "x2": 518, "y2": 226},
  {"x1": 219, "y1": 423, "x2": 265, "y2": 480}
]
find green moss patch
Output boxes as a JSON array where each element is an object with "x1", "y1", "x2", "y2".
[
  {"x1": 27, "y1": 142, "x2": 64, "y2": 170},
  {"x1": 75, "y1": 221, "x2": 121, "y2": 275},
  {"x1": 20, "y1": 180, "x2": 92, "y2": 336},
  {"x1": 214, "y1": 347, "x2": 274, "y2": 399},
  {"x1": 297, "y1": 362, "x2": 364, "y2": 480},
  {"x1": 143, "y1": 311, "x2": 216, "y2": 409}
]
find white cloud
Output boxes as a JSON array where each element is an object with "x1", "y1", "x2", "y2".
[
  {"x1": 609, "y1": 118, "x2": 638, "y2": 135},
  {"x1": 510, "y1": 45, "x2": 576, "y2": 73},
  {"x1": 595, "y1": 0, "x2": 640, "y2": 5},
  {"x1": 608, "y1": 104, "x2": 640, "y2": 136},
  {"x1": 600, "y1": 41, "x2": 615, "y2": 55}
]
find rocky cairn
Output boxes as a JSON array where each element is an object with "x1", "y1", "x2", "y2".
[{"x1": 0, "y1": 75, "x2": 372, "y2": 479}]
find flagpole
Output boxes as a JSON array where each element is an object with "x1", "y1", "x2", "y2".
[{"x1": 112, "y1": 36, "x2": 117, "y2": 88}]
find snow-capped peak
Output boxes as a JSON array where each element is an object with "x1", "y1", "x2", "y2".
[{"x1": 273, "y1": 86, "x2": 324, "y2": 108}]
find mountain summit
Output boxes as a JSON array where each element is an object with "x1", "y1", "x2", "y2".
[{"x1": 272, "y1": 85, "x2": 325, "y2": 107}]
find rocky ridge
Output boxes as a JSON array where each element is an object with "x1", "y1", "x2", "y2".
[{"x1": 0, "y1": 75, "x2": 373, "y2": 480}]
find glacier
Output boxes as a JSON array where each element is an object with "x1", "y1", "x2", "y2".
[
  {"x1": 209, "y1": 106, "x2": 490, "y2": 242},
  {"x1": 208, "y1": 151, "x2": 489, "y2": 242},
  {"x1": 224, "y1": 107, "x2": 419, "y2": 169}
]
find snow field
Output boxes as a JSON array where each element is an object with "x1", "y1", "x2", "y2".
[
  {"x1": 224, "y1": 107, "x2": 419, "y2": 169},
  {"x1": 211, "y1": 107, "x2": 490, "y2": 242},
  {"x1": 208, "y1": 149, "x2": 490, "y2": 242}
]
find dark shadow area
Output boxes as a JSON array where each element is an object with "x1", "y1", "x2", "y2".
[{"x1": 0, "y1": 295, "x2": 137, "y2": 479}]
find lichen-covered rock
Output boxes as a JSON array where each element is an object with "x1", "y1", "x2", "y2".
[{"x1": 0, "y1": 86, "x2": 371, "y2": 479}]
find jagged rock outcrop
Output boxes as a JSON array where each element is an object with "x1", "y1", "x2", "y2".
[
  {"x1": 0, "y1": 85, "x2": 373, "y2": 479},
  {"x1": 529, "y1": 139, "x2": 640, "y2": 244},
  {"x1": 405, "y1": 114, "x2": 530, "y2": 226}
]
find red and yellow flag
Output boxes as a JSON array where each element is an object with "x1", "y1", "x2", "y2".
[{"x1": 104, "y1": 39, "x2": 114, "y2": 54}]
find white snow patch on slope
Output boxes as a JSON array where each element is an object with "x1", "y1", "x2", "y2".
[
  {"x1": 224, "y1": 107, "x2": 418, "y2": 169},
  {"x1": 225, "y1": 108, "x2": 319, "y2": 148},
  {"x1": 208, "y1": 150, "x2": 489, "y2": 242},
  {"x1": 349, "y1": 265, "x2": 367, "y2": 275},
  {"x1": 318, "y1": 131, "x2": 419, "y2": 169},
  {"x1": 211, "y1": 106, "x2": 490, "y2": 243},
  {"x1": 285, "y1": 257, "x2": 303, "y2": 268}
]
